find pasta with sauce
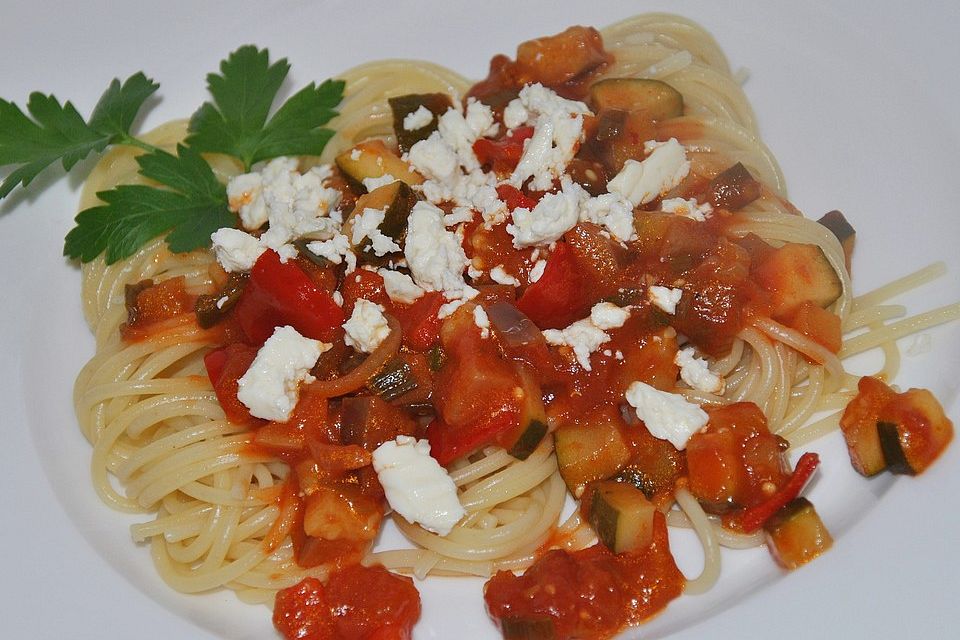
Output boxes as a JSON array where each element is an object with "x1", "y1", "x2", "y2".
[{"x1": 72, "y1": 12, "x2": 957, "y2": 639}]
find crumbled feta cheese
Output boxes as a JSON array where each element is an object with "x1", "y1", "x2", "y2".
[
  {"x1": 350, "y1": 206, "x2": 402, "y2": 257},
  {"x1": 661, "y1": 196, "x2": 713, "y2": 222},
  {"x1": 503, "y1": 100, "x2": 530, "y2": 130},
  {"x1": 216, "y1": 295, "x2": 229, "y2": 309},
  {"x1": 529, "y1": 259, "x2": 547, "y2": 283},
  {"x1": 343, "y1": 299, "x2": 391, "y2": 353},
  {"x1": 608, "y1": 138, "x2": 690, "y2": 206},
  {"x1": 443, "y1": 208, "x2": 475, "y2": 226},
  {"x1": 332, "y1": 291, "x2": 344, "y2": 307},
  {"x1": 542, "y1": 302, "x2": 627, "y2": 371},
  {"x1": 675, "y1": 347, "x2": 725, "y2": 394},
  {"x1": 465, "y1": 99, "x2": 499, "y2": 138},
  {"x1": 590, "y1": 302, "x2": 630, "y2": 330},
  {"x1": 580, "y1": 191, "x2": 636, "y2": 242},
  {"x1": 624, "y1": 381, "x2": 708, "y2": 450},
  {"x1": 404, "y1": 201, "x2": 471, "y2": 296},
  {"x1": 408, "y1": 132, "x2": 459, "y2": 183},
  {"x1": 437, "y1": 285, "x2": 479, "y2": 319},
  {"x1": 489, "y1": 265, "x2": 520, "y2": 287},
  {"x1": 306, "y1": 233, "x2": 357, "y2": 273},
  {"x1": 236, "y1": 326, "x2": 329, "y2": 422},
  {"x1": 210, "y1": 227, "x2": 266, "y2": 272},
  {"x1": 648, "y1": 285, "x2": 684, "y2": 315},
  {"x1": 226, "y1": 172, "x2": 266, "y2": 230},
  {"x1": 403, "y1": 105, "x2": 434, "y2": 131},
  {"x1": 350, "y1": 148, "x2": 362, "y2": 161},
  {"x1": 362, "y1": 174, "x2": 399, "y2": 192},
  {"x1": 473, "y1": 305, "x2": 491, "y2": 338},
  {"x1": 372, "y1": 436, "x2": 466, "y2": 536},
  {"x1": 507, "y1": 84, "x2": 591, "y2": 191},
  {"x1": 378, "y1": 268, "x2": 425, "y2": 304},
  {"x1": 419, "y1": 168, "x2": 507, "y2": 227},
  {"x1": 507, "y1": 176, "x2": 588, "y2": 248}
]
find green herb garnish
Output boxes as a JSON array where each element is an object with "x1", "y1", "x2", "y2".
[{"x1": 0, "y1": 46, "x2": 345, "y2": 264}]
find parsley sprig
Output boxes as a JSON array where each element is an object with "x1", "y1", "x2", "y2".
[{"x1": 1, "y1": 46, "x2": 345, "y2": 264}]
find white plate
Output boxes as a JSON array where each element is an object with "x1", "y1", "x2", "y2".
[{"x1": 2, "y1": 1, "x2": 958, "y2": 638}]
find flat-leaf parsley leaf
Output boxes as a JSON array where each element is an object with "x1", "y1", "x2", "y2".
[
  {"x1": 63, "y1": 145, "x2": 233, "y2": 264},
  {"x1": 0, "y1": 73, "x2": 159, "y2": 198},
  {"x1": 186, "y1": 45, "x2": 345, "y2": 170}
]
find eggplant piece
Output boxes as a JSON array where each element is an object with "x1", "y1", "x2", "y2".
[
  {"x1": 367, "y1": 356, "x2": 418, "y2": 401},
  {"x1": 706, "y1": 162, "x2": 762, "y2": 210},
  {"x1": 817, "y1": 209, "x2": 856, "y2": 271},
  {"x1": 588, "y1": 78, "x2": 684, "y2": 120},
  {"x1": 763, "y1": 497, "x2": 833, "y2": 570},
  {"x1": 389, "y1": 93, "x2": 454, "y2": 153},
  {"x1": 194, "y1": 272, "x2": 249, "y2": 328},
  {"x1": 335, "y1": 139, "x2": 423, "y2": 187},
  {"x1": 584, "y1": 480, "x2": 657, "y2": 554}
]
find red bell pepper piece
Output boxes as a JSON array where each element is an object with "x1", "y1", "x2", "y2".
[
  {"x1": 425, "y1": 411, "x2": 519, "y2": 467},
  {"x1": 495, "y1": 184, "x2": 539, "y2": 212},
  {"x1": 233, "y1": 250, "x2": 344, "y2": 345},
  {"x1": 735, "y1": 452, "x2": 821, "y2": 533},
  {"x1": 204, "y1": 343, "x2": 262, "y2": 424},
  {"x1": 396, "y1": 291, "x2": 445, "y2": 352},
  {"x1": 473, "y1": 125, "x2": 534, "y2": 175},
  {"x1": 516, "y1": 242, "x2": 592, "y2": 329}
]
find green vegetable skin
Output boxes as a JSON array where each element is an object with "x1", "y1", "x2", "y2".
[{"x1": 0, "y1": 46, "x2": 345, "y2": 265}]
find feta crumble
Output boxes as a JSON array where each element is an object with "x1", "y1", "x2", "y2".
[
  {"x1": 489, "y1": 265, "x2": 520, "y2": 287},
  {"x1": 529, "y1": 259, "x2": 547, "y2": 283},
  {"x1": 542, "y1": 302, "x2": 629, "y2": 371},
  {"x1": 236, "y1": 326, "x2": 329, "y2": 422},
  {"x1": 507, "y1": 176, "x2": 588, "y2": 248},
  {"x1": 343, "y1": 299, "x2": 391, "y2": 353},
  {"x1": 351, "y1": 206, "x2": 402, "y2": 257},
  {"x1": 306, "y1": 233, "x2": 357, "y2": 273},
  {"x1": 404, "y1": 201, "x2": 471, "y2": 297},
  {"x1": 507, "y1": 84, "x2": 592, "y2": 191},
  {"x1": 661, "y1": 196, "x2": 714, "y2": 222},
  {"x1": 648, "y1": 285, "x2": 684, "y2": 315},
  {"x1": 210, "y1": 227, "x2": 265, "y2": 273},
  {"x1": 624, "y1": 381, "x2": 708, "y2": 450},
  {"x1": 675, "y1": 347, "x2": 725, "y2": 394},
  {"x1": 362, "y1": 173, "x2": 399, "y2": 192},
  {"x1": 372, "y1": 436, "x2": 466, "y2": 536},
  {"x1": 580, "y1": 191, "x2": 636, "y2": 242},
  {"x1": 403, "y1": 105, "x2": 434, "y2": 131},
  {"x1": 378, "y1": 268, "x2": 426, "y2": 304},
  {"x1": 607, "y1": 138, "x2": 690, "y2": 206},
  {"x1": 473, "y1": 305, "x2": 491, "y2": 338}
]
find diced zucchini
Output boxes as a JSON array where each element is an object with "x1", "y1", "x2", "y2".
[
  {"x1": 817, "y1": 209, "x2": 856, "y2": 271},
  {"x1": 335, "y1": 139, "x2": 423, "y2": 187},
  {"x1": 839, "y1": 376, "x2": 895, "y2": 477},
  {"x1": 554, "y1": 408, "x2": 631, "y2": 496},
  {"x1": 763, "y1": 497, "x2": 833, "y2": 570},
  {"x1": 500, "y1": 616, "x2": 556, "y2": 640},
  {"x1": 706, "y1": 162, "x2": 762, "y2": 211},
  {"x1": 752, "y1": 242, "x2": 842, "y2": 319},
  {"x1": 506, "y1": 367, "x2": 549, "y2": 460},
  {"x1": 343, "y1": 180, "x2": 418, "y2": 263},
  {"x1": 876, "y1": 388, "x2": 954, "y2": 475},
  {"x1": 194, "y1": 272, "x2": 248, "y2": 328},
  {"x1": 367, "y1": 356, "x2": 418, "y2": 401},
  {"x1": 584, "y1": 480, "x2": 657, "y2": 554},
  {"x1": 588, "y1": 78, "x2": 683, "y2": 120},
  {"x1": 389, "y1": 93, "x2": 453, "y2": 153}
]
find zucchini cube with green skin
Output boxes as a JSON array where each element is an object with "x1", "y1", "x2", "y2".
[
  {"x1": 342, "y1": 180, "x2": 418, "y2": 264},
  {"x1": 876, "y1": 388, "x2": 954, "y2": 475},
  {"x1": 554, "y1": 408, "x2": 631, "y2": 496},
  {"x1": 588, "y1": 78, "x2": 683, "y2": 120},
  {"x1": 335, "y1": 139, "x2": 423, "y2": 188},
  {"x1": 388, "y1": 93, "x2": 454, "y2": 153},
  {"x1": 505, "y1": 366, "x2": 549, "y2": 461},
  {"x1": 499, "y1": 616, "x2": 556, "y2": 640},
  {"x1": 751, "y1": 242, "x2": 842, "y2": 319},
  {"x1": 763, "y1": 497, "x2": 832, "y2": 570},
  {"x1": 584, "y1": 480, "x2": 657, "y2": 554}
]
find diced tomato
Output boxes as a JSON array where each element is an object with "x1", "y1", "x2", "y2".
[
  {"x1": 121, "y1": 276, "x2": 195, "y2": 340},
  {"x1": 232, "y1": 249, "x2": 344, "y2": 345},
  {"x1": 495, "y1": 182, "x2": 538, "y2": 212},
  {"x1": 340, "y1": 268, "x2": 391, "y2": 314},
  {"x1": 728, "y1": 452, "x2": 821, "y2": 533},
  {"x1": 425, "y1": 411, "x2": 519, "y2": 467},
  {"x1": 204, "y1": 343, "x2": 262, "y2": 424},
  {"x1": 474, "y1": 127, "x2": 534, "y2": 176},
  {"x1": 685, "y1": 403, "x2": 788, "y2": 513},
  {"x1": 393, "y1": 291, "x2": 445, "y2": 352},
  {"x1": 516, "y1": 242, "x2": 593, "y2": 329},
  {"x1": 273, "y1": 566, "x2": 421, "y2": 640}
]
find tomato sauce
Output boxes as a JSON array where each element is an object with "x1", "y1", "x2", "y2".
[{"x1": 485, "y1": 513, "x2": 683, "y2": 639}]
